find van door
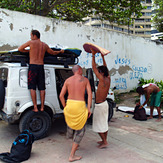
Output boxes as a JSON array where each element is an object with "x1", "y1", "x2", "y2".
[{"x1": 85, "y1": 68, "x2": 95, "y2": 111}]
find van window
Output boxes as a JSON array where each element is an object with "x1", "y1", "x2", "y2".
[
  {"x1": 0, "y1": 68, "x2": 8, "y2": 87},
  {"x1": 19, "y1": 69, "x2": 51, "y2": 88}
]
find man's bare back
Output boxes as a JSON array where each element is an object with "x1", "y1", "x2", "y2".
[
  {"x1": 66, "y1": 74, "x2": 88, "y2": 101},
  {"x1": 29, "y1": 40, "x2": 47, "y2": 65},
  {"x1": 144, "y1": 84, "x2": 160, "y2": 95}
]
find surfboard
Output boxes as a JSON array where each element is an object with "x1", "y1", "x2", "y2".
[{"x1": 83, "y1": 42, "x2": 111, "y2": 56}]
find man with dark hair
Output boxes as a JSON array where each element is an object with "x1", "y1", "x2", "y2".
[
  {"x1": 136, "y1": 86, "x2": 144, "y2": 95},
  {"x1": 91, "y1": 49, "x2": 111, "y2": 149},
  {"x1": 59, "y1": 65, "x2": 92, "y2": 162},
  {"x1": 136, "y1": 83, "x2": 162, "y2": 122},
  {"x1": 18, "y1": 29, "x2": 64, "y2": 112}
]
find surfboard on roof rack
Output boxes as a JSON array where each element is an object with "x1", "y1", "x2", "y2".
[{"x1": 0, "y1": 48, "x2": 82, "y2": 68}]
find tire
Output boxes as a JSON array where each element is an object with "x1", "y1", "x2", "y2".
[
  {"x1": 108, "y1": 103, "x2": 114, "y2": 122},
  {"x1": 0, "y1": 79, "x2": 5, "y2": 110},
  {"x1": 19, "y1": 110, "x2": 52, "y2": 140},
  {"x1": 106, "y1": 98, "x2": 116, "y2": 122}
]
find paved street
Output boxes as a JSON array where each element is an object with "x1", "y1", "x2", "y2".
[{"x1": 0, "y1": 110, "x2": 163, "y2": 163}]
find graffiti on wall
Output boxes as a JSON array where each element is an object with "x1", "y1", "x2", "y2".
[
  {"x1": 113, "y1": 55, "x2": 152, "y2": 90},
  {"x1": 78, "y1": 52, "x2": 103, "y2": 67},
  {"x1": 79, "y1": 53, "x2": 152, "y2": 91},
  {"x1": 113, "y1": 77, "x2": 127, "y2": 90}
]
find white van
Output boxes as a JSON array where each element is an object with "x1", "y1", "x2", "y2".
[
  {"x1": 0, "y1": 49, "x2": 115, "y2": 139},
  {"x1": 151, "y1": 32, "x2": 163, "y2": 41}
]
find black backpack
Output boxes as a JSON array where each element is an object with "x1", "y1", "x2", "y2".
[
  {"x1": 0, "y1": 130, "x2": 34, "y2": 163},
  {"x1": 133, "y1": 105, "x2": 147, "y2": 121}
]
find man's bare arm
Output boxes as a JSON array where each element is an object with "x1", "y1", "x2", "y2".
[
  {"x1": 18, "y1": 41, "x2": 30, "y2": 53},
  {"x1": 139, "y1": 90, "x2": 150, "y2": 108},
  {"x1": 59, "y1": 81, "x2": 67, "y2": 108},
  {"x1": 91, "y1": 49, "x2": 104, "y2": 81},
  {"x1": 86, "y1": 79, "x2": 92, "y2": 118},
  {"x1": 101, "y1": 55, "x2": 107, "y2": 67},
  {"x1": 46, "y1": 45, "x2": 64, "y2": 55}
]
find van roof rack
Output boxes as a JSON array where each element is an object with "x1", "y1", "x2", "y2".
[{"x1": 0, "y1": 48, "x2": 81, "y2": 68}]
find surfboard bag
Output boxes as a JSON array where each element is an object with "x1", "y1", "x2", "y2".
[
  {"x1": 133, "y1": 105, "x2": 147, "y2": 121},
  {"x1": 0, "y1": 130, "x2": 34, "y2": 163},
  {"x1": 0, "y1": 48, "x2": 82, "y2": 67}
]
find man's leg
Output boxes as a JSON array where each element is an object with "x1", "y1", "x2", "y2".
[
  {"x1": 30, "y1": 89, "x2": 38, "y2": 112},
  {"x1": 148, "y1": 106, "x2": 154, "y2": 119},
  {"x1": 40, "y1": 90, "x2": 45, "y2": 111},
  {"x1": 97, "y1": 132, "x2": 108, "y2": 149},
  {"x1": 156, "y1": 107, "x2": 161, "y2": 122},
  {"x1": 69, "y1": 142, "x2": 82, "y2": 162}
]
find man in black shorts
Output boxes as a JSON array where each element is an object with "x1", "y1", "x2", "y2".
[{"x1": 18, "y1": 30, "x2": 64, "y2": 112}]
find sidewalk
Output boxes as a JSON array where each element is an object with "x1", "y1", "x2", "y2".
[{"x1": 0, "y1": 111, "x2": 163, "y2": 163}]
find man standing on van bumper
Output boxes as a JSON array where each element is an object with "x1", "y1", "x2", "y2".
[
  {"x1": 59, "y1": 65, "x2": 92, "y2": 162},
  {"x1": 18, "y1": 30, "x2": 64, "y2": 112}
]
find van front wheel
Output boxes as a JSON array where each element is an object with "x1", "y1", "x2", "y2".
[{"x1": 19, "y1": 110, "x2": 51, "y2": 140}]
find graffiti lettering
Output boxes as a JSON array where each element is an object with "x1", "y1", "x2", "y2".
[
  {"x1": 114, "y1": 77, "x2": 127, "y2": 90},
  {"x1": 129, "y1": 71, "x2": 143, "y2": 80},
  {"x1": 115, "y1": 55, "x2": 131, "y2": 65},
  {"x1": 132, "y1": 65, "x2": 147, "y2": 73}
]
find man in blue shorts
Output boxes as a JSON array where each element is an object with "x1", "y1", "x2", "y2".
[{"x1": 18, "y1": 30, "x2": 64, "y2": 112}]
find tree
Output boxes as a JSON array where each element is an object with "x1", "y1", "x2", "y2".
[
  {"x1": 152, "y1": 0, "x2": 163, "y2": 32},
  {"x1": 0, "y1": 0, "x2": 144, "y2": 25}
]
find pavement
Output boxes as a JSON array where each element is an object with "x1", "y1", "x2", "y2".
[{"x1": 0, "y1": 110, "x2": 163, "y2": 163}]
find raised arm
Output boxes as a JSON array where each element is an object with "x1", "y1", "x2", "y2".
[
  {"x1": 102, "y1": 55, "x2": 107, "y2": 67},
  {"x1": 91, "y1": 49, "x2": 104, "y2": 81}
]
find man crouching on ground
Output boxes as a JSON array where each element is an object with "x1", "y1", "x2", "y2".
[{"x1": 59, "y1": 65, "x2": 92, "y2": 162}]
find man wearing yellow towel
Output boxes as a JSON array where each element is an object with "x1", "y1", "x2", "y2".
[{"x1": 59, "y1": 65, "x2": 92, "y2": 162}]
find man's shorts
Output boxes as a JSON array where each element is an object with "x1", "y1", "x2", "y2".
[
  {"x1": 150, "y1": 91, "x2": 162, "y2": 107},
  {"x1": 28, "y1": 64, "x2": 45, "y2": 90},
  {"x1": 66, "y1": 125, "x2": 86, "y2": 144}
]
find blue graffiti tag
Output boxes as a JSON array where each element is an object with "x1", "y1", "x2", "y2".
[
  {"x1": 132, "y1": 65, "x2": 147, "y2": 73},
  {"x1": 114, "y1": 77, "x2": 127, "y2": 90},
  {"x1": 115, "y1": 55, "x2": 131, "y2": 65}
]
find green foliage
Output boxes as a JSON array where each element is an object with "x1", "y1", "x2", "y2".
[
  {"x1": 0, "y1": 0, "x2": 144, "y2": 25},
  {"x1": 152, "y1": 0, "x2": 163, "y2": 32},
  {"x1": 138, "y1": 78, "x2": 163, "y2": 91}
]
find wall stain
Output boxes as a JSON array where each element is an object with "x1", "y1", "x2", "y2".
[
  {"x1": 2, "y1": 11, "x2": 9, "y2": 16},
  {"x1": 45, "y1": 25, "x2": 50, "y2": 32},
  {"x1": 0, "y1": 44, "x2": 18, "y2": 51},
  {"x1": 10, "y1": 23, "x2": 13, "y2": 30},
  {"x1": 110, "y1": 65, "x2": 132, "y2": 76},
  {"x1": 86, "y1": 35, "x2": 90, "y2": 40}
]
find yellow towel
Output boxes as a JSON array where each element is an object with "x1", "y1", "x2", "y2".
[{"x1": 64, "y1": 99, "x2": 88, "y2": 130}]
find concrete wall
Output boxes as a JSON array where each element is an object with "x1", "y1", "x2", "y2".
[{"x1": 0, "y1": 8, "x2": 163, "y2": 92}]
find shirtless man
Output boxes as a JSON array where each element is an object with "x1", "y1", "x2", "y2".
[
  {"x1": 136, "y1": 83, "x2": 162, "y2": 122},
  {"x1": 59, "y1": 65, "x2": 92, "y2": 162},
  {"x1": 91, "y1": 49, "x2": 111, "y2": 149},
  {"x1": 18, "y1": 30, "x2": 64, "y2": 112}
]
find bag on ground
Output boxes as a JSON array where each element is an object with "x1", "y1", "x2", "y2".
[
  {"x1": 0, "y1": 130, "x2": 34, "y2": 163},
  {"x1": 133, "y1": 105, "x2": 147, "y2": 121}
]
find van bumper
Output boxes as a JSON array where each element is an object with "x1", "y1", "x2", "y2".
[{"x1": 0, "y1": 110, "x2": 20, "y2": 123}]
